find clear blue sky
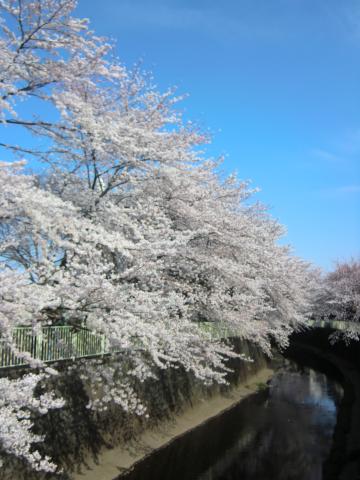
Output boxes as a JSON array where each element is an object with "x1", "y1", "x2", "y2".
[{"x1": 80, "y1": 2, "x2": 358, "y2": 269}]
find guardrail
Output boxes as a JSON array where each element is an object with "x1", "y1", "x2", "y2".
[
  {"x1": 0, "y1": 326, "x2": 107, "y2": 369},
  {"x1": 0, "y1": 322, "x2": 237, "y2": 369},
  {"x1": 1, "y1": 320, "x2": 357, "y2": 369},
  {"x1": 305, "y1": 319, "x2": 360, "y2": 331},
  {"x1": 199, "y1": 321, "x2": 236, "y2": 339}
]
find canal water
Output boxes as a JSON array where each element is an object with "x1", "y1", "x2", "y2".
[{"x1": 117, "y1": 357, "x2": 343, "y2": 480}]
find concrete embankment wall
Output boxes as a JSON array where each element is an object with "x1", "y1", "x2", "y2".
[
  {"x1": 287, "y1": 328, "x2": 360, "y2": 480},
  {"x1": 0, "y1": 338, "x2": 269, "y2": 480}
]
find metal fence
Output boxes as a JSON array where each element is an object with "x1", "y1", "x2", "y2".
[
  {"x1": 1, "y1": 320, "x2": 354, "y2": 370},
  {"x1": 199, "y1": 322, "x2": 236, "y2": 339},
  {"x1": 0, "y1": 326, "x2": 107, "y2": 369},
  {"x1": 0, "y1": 322, "x2": 235, "y2": 369},
  {"x1": 305, "y1": 319, "x2": 358, "y2": 330}
]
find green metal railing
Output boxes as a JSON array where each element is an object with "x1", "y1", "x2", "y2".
[
  {"x1": 200, "y1": 321, "x2": 236, "y2": 339},
  {"x1": 0, "y1": 326, "x2": 107, "y2": 369},
  {"x1": 1, "y1": 320, "x2": 357, "y2": 369},
  {"x1": 0, "y1": 322, "x2": 236, "y2": 369}
]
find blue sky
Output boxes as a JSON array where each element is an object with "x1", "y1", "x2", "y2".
[{"x1": 46, "y1": 1, "x2": 360, "y2": 269}]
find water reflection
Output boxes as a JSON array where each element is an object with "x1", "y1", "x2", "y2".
[{"x1": 117, "y1": 359, "x2": 343, "y2": 480}]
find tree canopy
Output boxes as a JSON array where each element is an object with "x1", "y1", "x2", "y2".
[{"x1": 0, "y1": 0, "x2": 316, "y2": 472}]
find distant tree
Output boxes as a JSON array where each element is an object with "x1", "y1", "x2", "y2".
[
  {"x1": 314, "y1": 259, "x2": 360, "y2": 323},
  {"x1": 311, "y1": 259, "x2": 360, "y2": 343},
  {"x1": 326, "y1": 259, "x2": 360, "y2": 322}
]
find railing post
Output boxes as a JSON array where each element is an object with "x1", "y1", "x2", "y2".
[{"x1": 101, "y1": 334, "x2": 106, "y2": 354}]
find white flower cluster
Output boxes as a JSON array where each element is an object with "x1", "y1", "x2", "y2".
[{"x1": 0, "y1": 374, "x2": 64, "y2": 472}]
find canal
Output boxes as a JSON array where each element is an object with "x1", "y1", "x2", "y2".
[{"x1": 116, "y1": 356, "x2": 343, "y2": 480}]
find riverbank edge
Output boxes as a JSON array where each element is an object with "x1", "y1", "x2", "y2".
[
  {"x1": 286, "y1": 335, "x2": 360, "y2": 480},
  {"x1": 72, "y1": 367, "x2": 274, "y2": 480}
]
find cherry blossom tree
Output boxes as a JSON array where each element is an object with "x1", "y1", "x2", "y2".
[
  {"x1": 0, "y1": 0, "x2": 316, "y2": 473},
  {"x1": 326, "y1": 259, "x2": 360, "y2": 322},
  {"x1": 136, "y1": 162, "x2": 313, "y2": 353},
  {"x1": 0, "y1": 160, "x2": 243, "y2": 471},
  {"x1": 312, "y1": 259, "x2": 360, "y2": 342}
]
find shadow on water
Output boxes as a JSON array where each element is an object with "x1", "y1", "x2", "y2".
[{"x1": 116, "y1": 358, "x2": 343, "y2": 480}]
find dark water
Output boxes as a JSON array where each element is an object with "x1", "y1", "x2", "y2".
[{"x1": 118, "y1": 358, "x2": 343, "y2": 480}]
